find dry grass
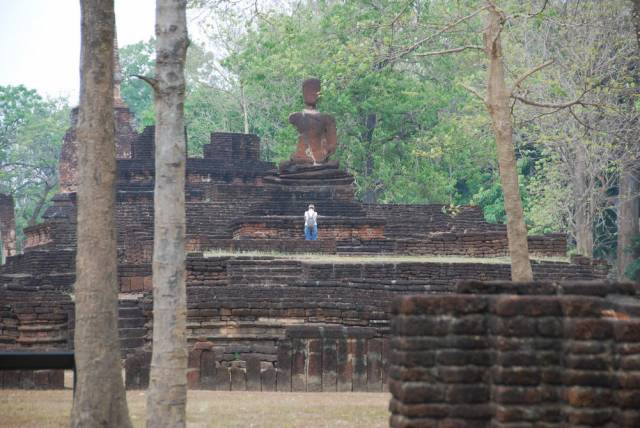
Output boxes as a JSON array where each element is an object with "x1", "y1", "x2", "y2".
[
  {"x1": 0, "y1": 389, "x2": 390, "y2": 428},
  {"x1": 203, "y1": 249, "x2": 570, "y2": 265}
]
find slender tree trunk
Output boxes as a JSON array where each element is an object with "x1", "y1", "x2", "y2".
[
  {"x1": 362, "y1": 113, "x2": 378, "y2": 204},
  {"x1": 146, "y1": 0, "x2": 189, "y2": 427},
  {"x1": 28, "y1": 181, "x2": 54, "y2": 226},
  {"x1": 573, "y1": 143, "x2": 594, "y2": 257},
  {"x1": 240, "y1": 81, "x2": 249, "y2": 134},
  {"x1": 484, "y1": 3, "x2": 533, "y2": 281},
  {"x1": 0, "y1": 193, "x2": 17, "y2": 263},
  {"x1": 617, "y1": 163, "x2": 639, "y2": 279},
  {"x1": 71, "y1": 1, "x2": 132, "y2": 426}
]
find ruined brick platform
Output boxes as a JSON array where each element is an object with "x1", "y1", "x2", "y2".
[{"x1": 0, "y1": 98, "x2": 616, "y2": 391}]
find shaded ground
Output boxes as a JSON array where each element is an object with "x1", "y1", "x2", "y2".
[{"x1": 0, "y1": 390, "x2": 390, "y2": 428}]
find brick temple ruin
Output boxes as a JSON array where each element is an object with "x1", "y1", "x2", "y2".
[{"x1": 0, "y1": 78, "x2": 613, "y2": 394}]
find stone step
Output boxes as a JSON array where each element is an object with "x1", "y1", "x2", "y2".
[
  {"x1": 119, "y1": 307, "x2": 143, "y2": 319},
  {"x1": 120, "y1": 337, "x2": 145, "y2": 349},
  {"x1": 119, "y1": 317, "x2": 146, "y2": 328},
  {"x1": 119, "y1": 327, "x2": 147, "y2": 339}
]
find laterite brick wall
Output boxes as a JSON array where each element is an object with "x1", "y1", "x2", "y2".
[{"x1": 389, "y1": 280, "x2": 640, "y2": 428}]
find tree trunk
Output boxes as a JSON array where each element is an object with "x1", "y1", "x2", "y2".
[
  {"x1": 616, "y1": 0, "x2": 640, "y2": 280},
  {"x1": 0, "y1": 193, "x2": 17, "y2": 263},
  {"x1": 146, "y1": 0, "x2": 189, "y2": 427},
  {"x1": 483, "y1": 3, "x2": 533, "y2": 281},
  {"x1": 362, "y1": 113, "x2": 378, "y2": 204},
  {"x1": 240, "y1": 81, "x2": 249, "y2": 134},
  {"x1": 28, "y1": 181, "x2": 54, "y2": 227},
  {"x1": 71, "y1": 1, "x2": 132, "y2": 427},
  {"x1": 617, "y1": 162, "x2": 639, "y2": 279},
  {"x1": 573, "y1": 143, "x2": 594, "y2": 257}
]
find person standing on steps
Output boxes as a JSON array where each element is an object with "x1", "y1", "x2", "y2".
[{"x1": 304, "y1": 204, "x2": 318, "y2": 240}]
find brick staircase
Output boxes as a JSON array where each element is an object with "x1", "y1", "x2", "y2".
[{"x1": 118, "y1": 299, "x2": 147, "y2": 357}]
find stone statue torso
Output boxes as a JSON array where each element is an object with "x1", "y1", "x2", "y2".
[{"x1": 289, "y1": 109, "x2": 337, "y2": 165}]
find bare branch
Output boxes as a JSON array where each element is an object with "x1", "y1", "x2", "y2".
[
  {"x1": 531, "y1": 0, "x2": 550, "y2": 17},
  {"x1": 132, "y1": 74, "x2": 159, "y2": 92},
  {"x1": 510, "y1": 59, "x2": 554, "y2": 94},
  {"x1": 390, "y1": 0, "x2": 413, "y2": 28},
  {"x1": 511, "y1": 93, "x2": 595, "y2": 109},
  {"x1": 414, "y1": 45, "x2": 484, "y2": 57},
  {"x1": 460, "y1": 83, "x2": 485, "y2": 103},
  {"x1": 387, "y1": 5, "x2": 489, "y2": 64},
  {"x1": 509, "y1": 0, "x2": 550, "y2": 19}
]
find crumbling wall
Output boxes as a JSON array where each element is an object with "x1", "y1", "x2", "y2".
[
  {"x1": 232, "y1": 217, "x2": 386, "y2": 240},
  {"x1": 59, "y1": 106, "x2": 137, "y2": 193},
  {"x1": 363, "y1": 203, "x2": 506, "y2": 237},
  {"x1": 0, "y1": 285, "x2": 74, "y2": 389},
  {"x1": 127, "y1": 325, "x2": 390, "y2": 392},
  {"x1": 389, "y1": 280, "x2": 640, "y2": 428}
]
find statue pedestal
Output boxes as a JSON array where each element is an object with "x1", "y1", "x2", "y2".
[{"x1": 264, "y1": 160, "x2": 355, "y2": 188}]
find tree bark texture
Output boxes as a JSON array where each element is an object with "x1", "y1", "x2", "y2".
[
  {"x1": 0, "y1": 193, "x2": 17, "y2": 262},
  {"x1": 483, "y1": 3, "x2": 533, "y2": 281},
  {"x1": 362, "y1": 113, "x2": 378, "y2": 204},
  {"x1": 617, "y1": 0, "x2": 640, "y2": 280},
  {"x1": 617, "y1": 164, "x2": 639, "y2": 279},
  {"x1": 573, "y1": 143, "x2": 594, "y2": 257},
  {"x1": 71, "y1": 0, "x2": 132, "y2": 427},
  {"x1": 146, "y1": 0, "x2": 189, "y2": 427}
]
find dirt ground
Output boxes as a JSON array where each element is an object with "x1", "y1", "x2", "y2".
[{"x1": 0, "y1": 389, "x2": 391, "y2": 428}]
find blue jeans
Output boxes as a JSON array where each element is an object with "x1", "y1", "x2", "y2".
[{"x1": 305, "y1": 224, "x2": 318, "y2": 240}]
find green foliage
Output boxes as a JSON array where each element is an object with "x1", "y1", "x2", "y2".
[
  {"x1": 119, "y1": 40, "x2": 155, "y2": 128},
  {"x1": 222, "y1": 0, "x2": 496, "y2": 205},
  {"x1": 119, "y1": 39, "x2": 245, "y2": 155},
  {"x1": 0, "y1": 85, "x2": 69, "y2": 245}
]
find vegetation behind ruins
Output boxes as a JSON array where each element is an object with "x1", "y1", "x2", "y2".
[{"x1": 0, "y1": 0, "x2": 638, "y2": 266}]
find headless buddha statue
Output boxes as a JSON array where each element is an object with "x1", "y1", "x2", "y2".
[{"x1": 281, "y1": 78, "x2": 337, "y2": 172}]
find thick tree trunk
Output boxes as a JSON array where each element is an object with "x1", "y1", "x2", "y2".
[
  {"x1": 146, "y1": 1, "x2": 189, "y2": 427},
  {"x1": 484, "y1": 3, "x2": 533, "y2": 281},
  {"x1": 617, "y1": 163, "x2": 639, "y2": 279},
  {"x1": 71, "y1": 1, "x2": 132, "y2": 427}
]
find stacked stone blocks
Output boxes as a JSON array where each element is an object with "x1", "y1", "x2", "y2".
[{"x1": 389, "y1": 280, "x2": 640, "y2": 427}]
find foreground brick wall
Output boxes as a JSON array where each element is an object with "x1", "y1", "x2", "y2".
[
  {"x1": 0, "y1": 285, "x2": 73, "y2": 389},
  {"x1": 389, "y1": 280, "x2": 640, "y2": 428},
  {"x1": 127, "y1": 325, "x2": 390, "y2": 392}
]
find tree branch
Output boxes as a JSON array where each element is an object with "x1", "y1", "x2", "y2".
[
  {"x1": 389, "y1": 0, "x2": 413, "y2": 28},
  {"x1": 414, "y1": 45, "x2": 485, "y2": 57},
  {"x1": 511, "y1": 93, "x2": 594, "y2": 109},
  {"x1": 387, "y1": 5, "x2": 489, "y2": 64},
  {"x1": 510, "y1": 0, "x2": 550, "y2": 19},
  {"x1": 460, "y1": 83, "x2": 485, "y2": 103},
  {"x1": 510, "y1": 59, "x2": 554, "y2": 94},
  {"x1": 132, "y1": 74, "x2": 159, "y2": 92}
]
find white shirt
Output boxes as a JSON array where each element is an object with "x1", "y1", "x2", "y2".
[{"x1": 304, "y1": 209, "x2": 317, "y2": 227}]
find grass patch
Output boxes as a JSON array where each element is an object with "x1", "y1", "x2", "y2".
[
  {"x1": 0, "y1": 390, "x2": 390, "y2": 428},
  {"x1": 203, "y1": 249, "x2": 570, "y2": 265}
]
